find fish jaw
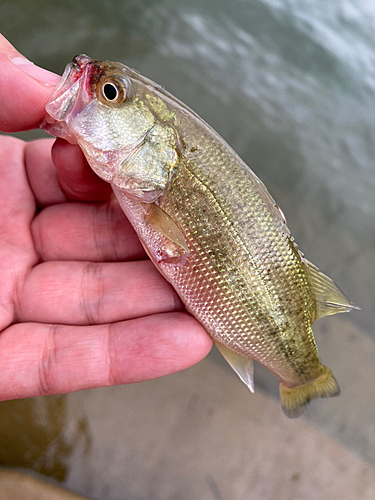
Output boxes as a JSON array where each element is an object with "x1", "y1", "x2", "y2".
[{"x1": 42, "y1": 55, "x2": 97, "y2": 143}]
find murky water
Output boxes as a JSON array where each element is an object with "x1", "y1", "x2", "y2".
[
  {"x1": 1, "y1": 0, "x2": 374, "y2": 498},
  {"x1": 0, "y1": 395, "x2": 92, "y2": 481}
]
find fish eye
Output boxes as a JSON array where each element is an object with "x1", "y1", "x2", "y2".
[
  {"x1": 103, "y1": 82, "x2": 118, "y2": 101},
  {"x1": 98, "y1": 76, "x2": 127, "y2": 106}
]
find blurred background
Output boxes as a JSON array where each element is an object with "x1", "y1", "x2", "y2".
[{"x1": 1, "y1": 0, "x2": 375, "y2": 498}]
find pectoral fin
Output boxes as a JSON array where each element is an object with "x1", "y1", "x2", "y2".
[
  {"x1": 146, "y1": 204, "x2": 189, "y2": 253},
  {"x1": 216, "y1": 343, "x2": 254, "y2": 393},
  {"x1": 303, "y1": 258, "x2": 360, "y2": 320}
]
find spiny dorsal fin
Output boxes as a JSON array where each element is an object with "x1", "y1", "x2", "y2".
[
  {"x1": 216, "y1": 342, "x2": 254, "y2": 393},
  {"x1": 303, "y1": 258, "x2": 360, "y2": 320}
]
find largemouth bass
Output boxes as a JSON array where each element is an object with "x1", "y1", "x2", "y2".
[{"x1": 42, "y1": 56, "x2": 358, "y2": 417}]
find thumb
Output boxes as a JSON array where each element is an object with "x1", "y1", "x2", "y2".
[{"x1": 0, "y1": 34, "x2": 60, "y2": 133}]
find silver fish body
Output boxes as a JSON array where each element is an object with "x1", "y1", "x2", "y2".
[{"x1": 43, "y1": 56, "x2": 358, "y2": 417}]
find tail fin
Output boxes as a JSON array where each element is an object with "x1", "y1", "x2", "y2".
[{"x1": 279, "y1": 365, "x2": 340, "y2": 418}]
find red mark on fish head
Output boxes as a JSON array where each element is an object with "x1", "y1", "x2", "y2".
[{"x1": 68, "y1": 55, "x2": 106, "y2": 98}]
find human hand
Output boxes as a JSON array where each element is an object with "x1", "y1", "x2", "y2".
[{"x1": 0, "y1": 35, "x2": 212, "y2": 401}]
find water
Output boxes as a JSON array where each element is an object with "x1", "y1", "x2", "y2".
[{"x1": 1, "y1": 0, "x2": 374, "y2": 498}]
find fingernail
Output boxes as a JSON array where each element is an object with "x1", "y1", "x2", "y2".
[{"x1": 10, "y1": 56, "x2": 60, "y2": 86}]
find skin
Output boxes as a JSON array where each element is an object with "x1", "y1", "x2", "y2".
[{"x1": 0, "y1": 34, "x2": 212, "y2": 401}]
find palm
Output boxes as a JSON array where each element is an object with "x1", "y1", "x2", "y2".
[{"x1": 0, "y1": 35, "x2": 211, "y2": 401}]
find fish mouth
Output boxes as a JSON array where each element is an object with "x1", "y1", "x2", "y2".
[{"x1": 42, "y1": 54, "x2": 106, "y2": 143}]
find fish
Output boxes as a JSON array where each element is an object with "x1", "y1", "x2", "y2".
[{"x1": 42, "y1": 55, "x2": 359, "y2": 418}]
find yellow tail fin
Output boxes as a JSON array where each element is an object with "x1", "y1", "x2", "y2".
[{"x1": 279, "y1": 365, "x2": 340, "y2": 418}]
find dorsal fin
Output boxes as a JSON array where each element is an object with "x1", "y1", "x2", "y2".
[
  {"x1": 216, "y1": 343, "x2": 254, "y2": 393},
  {"x1": 303, "y1": 258, "x2": 360, "y2": 320}
]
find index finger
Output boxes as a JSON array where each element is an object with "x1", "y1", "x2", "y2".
[{"x1": 0, "y1": 34, "x2": 60, "y2": 132}]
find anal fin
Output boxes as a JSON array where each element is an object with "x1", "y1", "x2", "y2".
[
  {"x1": 303, "y1": 258, "x2": 360, "y2": 319},
  {"x1": 216, "y1": 343, "x2": 254, "y2": 393}
]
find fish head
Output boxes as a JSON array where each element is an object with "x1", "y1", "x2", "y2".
[{"x1": 43, "y1": 55, "x2": 181, "y2": 198}]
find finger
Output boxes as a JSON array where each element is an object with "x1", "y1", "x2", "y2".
[
  {"x1": 52, "y1": 138, "x2": 113, "y2": 201},
  {"x1": 0, "y1": 34, "x2": 60, "y2": 132},
  {"x1": 0, "y1": 313, "x2": 213, "y2": 400},
  {"x1": 15, "y1": 260, "x2": 180, "y2": 325},
  {"x1": 0, "y1": 136, "x2": 35, "y2": 237},
  {"x1": 32, "y1": 199, "x2": 145, "y2": 262},
  {"x1": 24, "y1": 139, "x2": 68, "y2": 207}
]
